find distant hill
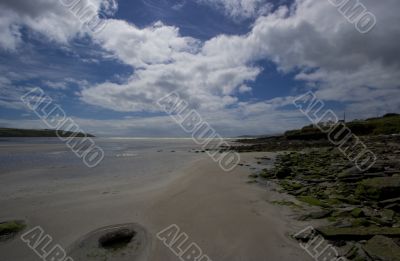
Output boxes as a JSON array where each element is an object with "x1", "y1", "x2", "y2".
[
  {"x1": 0, "y1": 128, "x2": 95, "y2": 138},
  {"x1": 284, "y1": 113, "x2": 400, "y2": 140},
  {"x1": 231, "y1": 113, "x2": 400, "y2": 152}
]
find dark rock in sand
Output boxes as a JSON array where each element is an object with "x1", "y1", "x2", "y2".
[
  {"x1": 68, "y1": 223, "x2": 149, "y2": 261},
  {"x1": 0, "y1": 220, "x2": 26, "y2": 242}
]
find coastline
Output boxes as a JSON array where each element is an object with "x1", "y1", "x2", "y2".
[{"x1": 0, "y1": 149, "x2": 312, "y2": 260}]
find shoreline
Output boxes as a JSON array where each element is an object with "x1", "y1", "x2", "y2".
[
  {"x1": 146, "y1": 152, "x2": 312, "y2": 260},
  {"x1": 0, "y1": 151, "x2": 312, "y2": 261}
]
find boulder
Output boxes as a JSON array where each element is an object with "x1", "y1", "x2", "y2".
[
  {"x1": 275, "y1": 166, "x2": 292, "y2": 179},
  {"x1": 363, "y1": 235, "x2": 400, "y2": 261},
  {"x1": 351, "y1": 208, "x2": 365, "y2": 218},
  {"x1": 356, "y1": 177, "x2": 400, "y2": 200}
]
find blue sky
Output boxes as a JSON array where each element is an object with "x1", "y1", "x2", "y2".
[{"x1": 0, "y1": 0, "x2": 399, "y2": 137}]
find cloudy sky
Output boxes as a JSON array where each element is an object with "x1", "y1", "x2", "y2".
[{"x1": 0, "y1": 0, "x2": 399, "y2": 137}]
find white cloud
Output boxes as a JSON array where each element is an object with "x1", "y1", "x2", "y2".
[
  {"x1": 0, "y1": 9, "x2": 22, "y2": 51},
  {"x1": 0, "y1": 83, "x2": 31, "y2": 111},
  {"x1": 195, "y1": 0, "x2": 273, "y2": 20},
  {"x1": 0, "y1": 0, "x2": 116, "y2": 51},
  {"x1": 0, "y1": 101, "x2": 307, "y2": 137},
  {"x1": 43, "y1": 81, "x2": 68, "y2": 90},
  {"x1": 1, "y1": 0, "x2": 399, "y2": 135},
  {"x1": 172, "y1": 0, "x2": 186, "y2": 11},
  {"x1": 245, "y1": 0, "x2": 400, "y2": 107},
  {"x1": 80, "y1": 18, "x2": 262, "y2": 113},
  {"x1": 81, "y1": 0, "x2": 400, "y2": 118}
]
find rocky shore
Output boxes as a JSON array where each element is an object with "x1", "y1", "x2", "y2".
[{"x1": 238, "y1": 134, "x2": 400, "y2": 260}]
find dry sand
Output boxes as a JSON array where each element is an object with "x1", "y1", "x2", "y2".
[{"x1": 0, "y1": 151, "x2": 312, "y2": 261}]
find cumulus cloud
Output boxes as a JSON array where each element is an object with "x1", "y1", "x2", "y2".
[
  {"x1": 80, "y1": 18, "x2": 262, "y2": 112},
  {"x1": 0, "y1": 0, "x2": 116, "y2": 50},
  {"x1": 80, "y1": 0, "x2": 400, "y2": 120},
  {"x1": 246, "y1": 0, "x2": 400, "y2": 112},
  {"x1": 1, "y1": 0, "x2": 399, "y2": 135}
]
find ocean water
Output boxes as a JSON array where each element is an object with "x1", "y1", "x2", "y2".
[
  {"x1": 0, "y1": 138, "x2": 211, "y2": 199},
  {"x1": 0, "y1": 138, "x2": 206, "y2": 173}
]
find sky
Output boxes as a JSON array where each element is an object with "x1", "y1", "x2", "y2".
[{"x1": 0, "y1": 0, "x2": 399, "y2": 137}]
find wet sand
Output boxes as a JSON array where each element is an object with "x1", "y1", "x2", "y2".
[{"x1": 0, "y1": 140, "x2": 312, "y2": 260}]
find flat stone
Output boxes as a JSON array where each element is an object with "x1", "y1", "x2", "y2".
[
  {"x1": 298, "y1": 210, "x2": 333, "y2": 221},
  {"x1": 380, "y1": 197, "x2": 400, "y2": 206},
  {"x1": 317, "y1": 226, "x2": 400, "y2": 240},
  {"x1": 384, "y1": 203, "x2": 400, "y2": 212},
  {"x1": 356, "y1": 177, "x2": 400, "y2": 200},
  {"x1": 364, "y1": 235, "x2": 400, "y2": 261}
]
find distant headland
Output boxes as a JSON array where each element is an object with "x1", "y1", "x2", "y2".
[{"x1": 0, "y1": 128, "x2": 95, "y2": 138}]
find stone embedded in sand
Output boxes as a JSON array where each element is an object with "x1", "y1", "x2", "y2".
[
  {"x1": 0, "y1": 220, "x2": 26, "y2": 242},
  {"x1": 363, "y1": 235, "x2": 400, "y2": 261},
  {"x1": 68, "y1": 223, "x2": 149, "y2": 261},
  {"x1": 99, "y1": 229, "x2": 136, "y2": 250}
]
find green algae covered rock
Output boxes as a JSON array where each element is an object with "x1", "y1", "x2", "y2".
[
  {"x1": 364, "y1": 235, "x2": 400, "y2": 261},
  {"x1": 356, "y1": 177, "x2": 400, "y2": 200},
  {"x1": 317, "y1": 226, "x2": 400, "y2": 240}
]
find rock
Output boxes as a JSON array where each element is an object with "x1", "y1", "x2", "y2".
[
  {"x1": 332, "y1": 220, "x2": 354, "y2": 229},
  {"x1": 380, "y1": 209, "x2": 395, "y2": 224},
  {"x1": 259, "y1": 170, "x2": 275, "y2": 179},
  {"x1": 356, "y1": 177, "x2": 400, "y2": 200},
  {"x1": 346, "y1": 243, "x2": 371, "y2": 261},
  {"x1": 293, "y1": 228, "x2": 316, "y2": 242},
  {"x1": 385, "y1": 170, "x2": 400, "y2": 176},
  {"x1": 364, "y1": 172, "x2": 388, "y2": 178},
  {"x1": 380, "y1": 197, "x2": 400, "y2": 207},
  {"x1": 330, "y1": 196, "x2": 361, "y2": 205},
  {"x1": 298, "y1": 196, "x2": 329, "y2": 208},
  {"x1": 291, "y1": 187, "x2": 308, "y2": 196},
  {"x1": 99, "y1": 229, "x2": 136, "y2": 249},
  {"x1": 337, "y1": 242, "x2": 356, "y2": 257},
  {"x1": 363, "y1": 235, "x2": 400, "y2": 261},
  {"x1": 367, "y1": 163, "x2": 385, "y2": 173},
  {"x1": 351, "y1": 208, "x2": 365, "y2": 218},
  {"x1": 333, "y1": 206, "x2": 363, "y2": 218},
  {"x1": 0, "y1": 220, "x2": 26, "y2": 242},
  {"x1": 338, "y1": 166, "x2": 364, "y2": 177},
  {"x1": 384, "y1": 203, "x2": 400, "y2": 212},
  {"x1": 68, "y1": 223, "x2": 149, "y2": 261},
  {"x1": 275, "y1": 166, "x2": 292, "y2": 179},
  {"x1": 351, "y1": 218, "x2": 373, "y2": 227},
  {"x1": 298, "y1": 210, "x2": 333, "y2": 221},
  {"x1": 317, "y1": 226, "x2": 400, "y2": 240}
]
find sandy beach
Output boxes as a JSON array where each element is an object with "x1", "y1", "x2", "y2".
[{"x1": 0, "y1": 139, "x2": 312, "y2": 261}]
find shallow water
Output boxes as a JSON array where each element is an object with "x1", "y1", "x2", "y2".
[
  {"x1": 0, "y1": 138, "x2": 204, "y2": 173},
  {"x1": 0, "y1": 138, "x2": 208, "y2": 200}
]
